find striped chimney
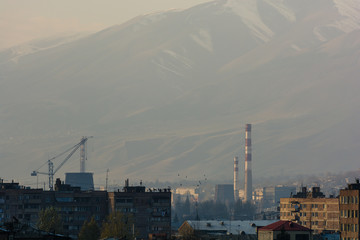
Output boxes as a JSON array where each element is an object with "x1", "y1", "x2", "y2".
[
  {"x1": 234, "y1": 156, "x2": 239, "y2": 202},
  {"x1": 244, "y1": 124, "x2": 252, "y2": 202}
]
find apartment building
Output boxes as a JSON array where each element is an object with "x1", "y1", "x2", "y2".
[
  {"x1": 108, "y1": 179, "x2": 171, "y2": 239},
  {"x1": 0, "y1": 180, "x2": 44, "y2": 225},
  {"x1": 280, "y1": 187, "x2": 339, "y2": 233},
  {"x1": 1, "y1": 178, "x2": 171, "y2": 239},
  {"x1": 339, "y1": 180, "x2": 360, "y2": 240}
]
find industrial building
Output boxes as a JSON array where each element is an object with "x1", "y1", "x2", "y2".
[
  {"x1": 280, "y1": 187, "x2": 339, "y2": 233},
  {"x1": 339, "y1": 179, "x2": 360, "y2": 240}
]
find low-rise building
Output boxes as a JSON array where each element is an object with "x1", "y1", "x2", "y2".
[
  {"x1": 280, "y1": 187, "x2": 339, "y2": 233},
  {"x1": 178, "y1": 220, "x2": 277, "y2": 240},
  {"x1": 258, "y1": 220, "x2": 312, "y2": 240}
]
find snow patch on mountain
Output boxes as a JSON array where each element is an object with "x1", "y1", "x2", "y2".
[
  {"x1": 140, "y1": 11, "x2": 177, "y2": 26},
  {"x1": 152, "y1": 58, "x2": 185, "y2": 77},
  {"x1": 291, "y1": 44, "x2": 302, "y2": 52},
  {"x1": 190, "y1": 29, "x2": 214, "y2": 52},
  {"x1": 313, "y1": 26, "x2": 328, "y2": 42},
  {"x1": 333, "y1": 0, "x2": 360, "y2": 32},
  {"x1": 152, "y1": 49, "x2": 194, "y2": 77},
  {"x1": 163, "y1": 50, "x2": 194, "y2": 69},
  {"x1": 223, "y1": 0, "x2": 274, "y2": 42},
  {"x1": 2, "y1": 33, "x2": 88, "y2": 63},
  {"x1": 263, "y1": 0, "x2": 296, "y2": 22}
]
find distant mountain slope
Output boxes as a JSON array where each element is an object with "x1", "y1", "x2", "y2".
[{"x1": 0, "y1": 0, "x2": 359, "y2": 186}]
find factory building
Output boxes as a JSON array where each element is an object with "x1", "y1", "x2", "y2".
[
  {"x1": 339, "y1": 179, "x2": 360, "y2": 240},
  {"x1": 280, "y1": 187, "x2": 339, "y2": 233}
]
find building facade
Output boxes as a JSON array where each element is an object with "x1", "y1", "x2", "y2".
[
  {"x1": 339, "y1": 180, "x2": 360, "y2": 240},
  {"x1": 280, "y1": 187, "x2": 339, "y2": 233},
  {"x1": 108, "y1": 180, "x2": 171, "y2": 239},
  {"x1": 0, "y1": 181, "x2": 43, "y2": 225},
  {"x1": 0, "y1": 178, "x2": 171, "y2": 239},
  {"x1": 0, "y1": 179, "x2": 108, "y2": 238}
]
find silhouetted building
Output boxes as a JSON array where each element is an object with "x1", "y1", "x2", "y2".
[
  {"x1": 65, "y1": 172, "x2": 94, "y2": 191},
  {"x1": 263, "y1": 186, "x2": 296, "y2": 208},
  {"x1": 215, "y1": 184, "x2": 234, "y2": 204}
]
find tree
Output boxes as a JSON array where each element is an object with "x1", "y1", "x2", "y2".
[
  {"x1": 101, "y1": 211, "x2": 135, "y2": 240},
  {"x1": 37, "y1": 206, "x2": 63, "y2": 234},
  {"x1": 183, "y1": 195, "x2": 190, "y2": 215},
  {"x1": 78, "y1": 216, "x2": 100, "y2": 240}
]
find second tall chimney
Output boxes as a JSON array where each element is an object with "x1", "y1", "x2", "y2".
[{"x1": 244, "y1": 124, "x2": 252, "y2": 202}]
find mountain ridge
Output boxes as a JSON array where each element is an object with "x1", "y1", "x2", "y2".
[{"x1": 0, "y1": 0, "x2": 359, "y2": 186}]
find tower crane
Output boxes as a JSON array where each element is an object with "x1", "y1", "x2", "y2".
[{"x1": 31, "y1": 136, "x2": 93, "y2": 191}]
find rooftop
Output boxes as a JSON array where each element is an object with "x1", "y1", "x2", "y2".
[{"x1": 259, "y1": 221, "x2": 311, "y2": 232}]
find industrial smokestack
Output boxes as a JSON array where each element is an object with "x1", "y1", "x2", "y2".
[
  {"x1": 244, "y1": 124, "x2": 252, "y2": 202},
  {"x1": 234, "y1": 156, "x2": 239, "y2": 201}
]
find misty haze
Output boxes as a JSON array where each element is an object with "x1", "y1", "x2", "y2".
[{"x1": 0, "y1": 0, "x2": 359, "y2": 188}]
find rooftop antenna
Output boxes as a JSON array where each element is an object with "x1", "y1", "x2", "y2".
[{"x1": 106, "y1": 169, "x2": 109, "y2": 191}]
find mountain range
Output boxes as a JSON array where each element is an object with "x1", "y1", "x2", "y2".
[{"x1": 0, "y1": 0, "x2": 359, "y2": 188}]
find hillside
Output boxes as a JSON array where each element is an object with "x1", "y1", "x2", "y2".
[{"x1": 0, "y1": 0, "x2": 359, "y2": 187}]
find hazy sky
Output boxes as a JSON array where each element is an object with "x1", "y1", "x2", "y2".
[{"x1": 1, "y1": 0, "x2": 212, "y2": 50}]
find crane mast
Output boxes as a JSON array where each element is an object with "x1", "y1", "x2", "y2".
[{"x1": 31, "y1": 136, "x2": 93, "y2": 191}]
